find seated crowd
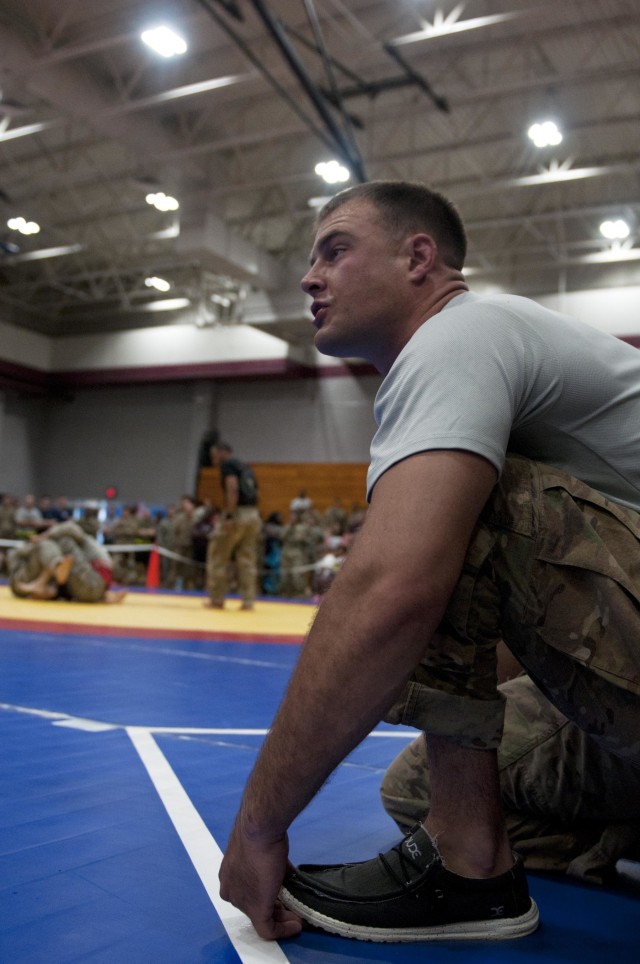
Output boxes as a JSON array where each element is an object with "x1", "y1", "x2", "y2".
[{"x1": 0, "y1": 490, "x2": 366, "y2": 600}]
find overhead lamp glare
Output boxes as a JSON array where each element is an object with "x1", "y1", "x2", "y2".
[
  {"x1": 315, "y1": 160, "x2": 350, "y2": 184},
  {"x1": 141, "y1": 25, "x2": 188, "y2": 58},
  {"x1": 527, "y1": 120, "x2": 563, "y2": 148},
  {"x1": 7, "y1": 216, "x2": 40, "y2": 235},
  {"x1": 143, "y1": 297, "x2": 190, "y2": 312},
  {"x1": 145, "y1": 191, "x2": 180, "y2": 212},
  {"x1": 145, "y1": 275, "x2": 171, "y2": 292},
  {"x1": 599, "y1": 219, "x2": 630, "y2": 241}
]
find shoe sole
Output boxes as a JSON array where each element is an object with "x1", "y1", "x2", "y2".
[{"x1": 280, "y1": 889, "x2": 539, "y2": 943}]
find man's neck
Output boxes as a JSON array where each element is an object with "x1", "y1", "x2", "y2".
[
  {"x1": 423, "y1": 278, "x2": 469, "y2": 322},
  {"x1": 377, "y1": 276, "x2": 470, "y2": 375}
]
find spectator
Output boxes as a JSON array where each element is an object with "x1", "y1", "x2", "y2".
[
  {"x1": 14, "y1": 494, "x2": 45, "y2": 535},
  {"x1": 312, "y1": 542, "x2": 347, "y2": 600},
  {"x1": 0, "y1": 493, "x2": 17, "y2": 575},
  {"x1": 38, "y1": 495, "x2": 58, "y2": 526},
  {"x1": 290, "y1": 489, "x2": 313, "y2": 513},
  {"x1": 191, "y1": 502, "x2": 216, "y2": 590},
  {"x1": 154, "y1": 505, "x2": 175, "y2": 588},
  {"x1": 322, "y1": 497, "x2": 347, "y2": 533},
  {"x1": 109, "y1": 505, "x2": 141, "y2": 585},
  {"x1": 261, "y1": 511, "x2": 284, "y2": 596},
  {"x1": 169, "y1": 495, "x2": 197, "y2": 590},
  {"x1": 53, "y1": 495, "x2": 73, "y2": 522},
  {"x1": 280, "y1": 511, "x2": 321, "y2": 598}
]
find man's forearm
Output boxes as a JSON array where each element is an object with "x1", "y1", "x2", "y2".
[
  {"x1": 219, "y1": 452, "x2": 497, "y2": 937},
  {"x1": 234, "y1": 452, "x2": 496, "y2": 842},
  {"x1": 235, "y1": 563, "x2": 446, "y2": 840},
  {"x1": 223, "y1": 479, "x2": 239, "y2": 516}
]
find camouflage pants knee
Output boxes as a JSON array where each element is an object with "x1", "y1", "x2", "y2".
[
  {"x1": 384, "y1": 455, "x2": 640, "y2": 763},
  {"x1": 381, "y1": 673, "x2": 640, "y2": 884}
]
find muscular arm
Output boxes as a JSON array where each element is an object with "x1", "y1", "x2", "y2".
[
  {"x1": 219, "y1": 450, "x2": 498, "y2": 938},
  {"x1": 222, "y1": 473, "x2": 239, "y2": 516}
]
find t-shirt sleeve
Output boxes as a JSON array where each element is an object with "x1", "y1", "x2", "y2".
[{"x1": 366, "y1": 307, "x2": 541, "y2": 499}]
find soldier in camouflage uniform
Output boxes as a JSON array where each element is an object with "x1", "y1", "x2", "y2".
[
  {"x1": 219, "y1": 182, "x2": 640, "y2": 942},
  {"x1": 169, "y1": 495, "x2": 196, "y2": 590},
  {"x1": 280, "y1": 511, "x2": 323, "y2": 598},
  {"x1": 109, "y1": 505, "x2": 142, "y2": 584},
  {"x1": 154, "y1": 504, "x2": 175, "y2": 588},
  {"x1": 9, "y1": 520, "x2": 125, "y2": 603},
  {"x1": 0, "y1": 493, "x2": 17, "y2": 575}
]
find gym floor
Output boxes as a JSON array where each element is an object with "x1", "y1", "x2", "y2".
[{"x1": 0, "y1": 585, "x2": 638, "y2": 963}]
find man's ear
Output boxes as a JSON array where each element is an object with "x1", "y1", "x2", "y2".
[{"x1": 406, "y1": 233, "x2": 437, "y2": 280}]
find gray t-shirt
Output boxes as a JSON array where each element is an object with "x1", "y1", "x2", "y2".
[{"x1": 367, "y1": 291, "x2": 640, "y2": 511}]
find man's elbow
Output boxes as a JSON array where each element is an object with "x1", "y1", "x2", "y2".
[{"x1": 339, "y1": 562, "x2": 454, "y2": 626}]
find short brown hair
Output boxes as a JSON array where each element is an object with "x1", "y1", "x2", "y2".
[{"x1": 316, "y1": 180, "x2": 467, "y2": 270}]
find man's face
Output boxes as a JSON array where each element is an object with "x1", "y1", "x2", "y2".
[{"x1": 300, "y1": 199, "x2": 410, "y2": 369}]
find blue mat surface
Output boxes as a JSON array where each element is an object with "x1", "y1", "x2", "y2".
[{"x1": 1, "y1": 624, "x2": 638, "y2": 963}]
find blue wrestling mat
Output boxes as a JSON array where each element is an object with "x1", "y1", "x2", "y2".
[{"x1": 1, "y1": 607, "x2": 638, "y2": 963}]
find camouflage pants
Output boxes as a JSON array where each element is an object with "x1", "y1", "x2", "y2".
[
  {"x1": 384, "y1": 455, "x2": 640, "y2": 761},
  {"x1": 206, "y1": 506, "x2": 261, "y2": 606},
  {"x1": 381, "y1": 455, "x2": 640, "y2": 882}
]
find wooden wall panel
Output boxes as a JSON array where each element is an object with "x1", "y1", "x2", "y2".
[{"x1": 197, "y1": 463, "x2": 369, "y2": 521}]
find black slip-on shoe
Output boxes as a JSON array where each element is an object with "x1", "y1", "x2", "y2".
[{"x1": 280, "y1": 825, "x2": 539, "y2": 943}]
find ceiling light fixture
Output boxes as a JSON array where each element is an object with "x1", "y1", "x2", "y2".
[
  {"x1": 141, "y1": 297, "x2": 190, "y2": 312},
  {"x1": 145, "y1": 191, "x2": 179, "y2": 212},
  {"x1": 8, "y1": 243, "x2": 83, "y2": 262},
  {"x1": 145, "y1": 276, "x2": 171, "y2": 292},
  {"x1": 527, "y1": 120, "x2": 563, "y2": 148},
  {"x1": 581, "y1": 247, "x2": 640, "y2": 264},
  {"x1": 315, "y1": 160, "x2": 350, "y2": 184},
  {"x1": 141, "y1": 25, "x2": 188, "y2": 58},
  {"x1": 393, "y1": 11, "x2": 522, "y2": 45},
  {"x1": 512, "y1": 160, "x2": 610, "y2": 186},
  {"x1": 599, "y1": 219, "x2": 631, "y2": 241},
  {"x1": 7, "y1": 216, "x2": 40, "y2": 235},
  {"x1": 0, "y1": 120, "x2": 57, "y2": 143}
]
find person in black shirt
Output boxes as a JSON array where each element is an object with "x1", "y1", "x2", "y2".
[{"x1": 205, "y1": 442, "x2": 261, "y2": 611}]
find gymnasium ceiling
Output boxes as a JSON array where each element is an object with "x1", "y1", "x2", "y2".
[{"x1": 0, "y1": 0, "x2": 638, "y2": 345}]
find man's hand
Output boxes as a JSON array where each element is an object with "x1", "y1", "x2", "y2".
[{"x1": 219, "y1": 820, "x2": 303, "y2": 941}]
